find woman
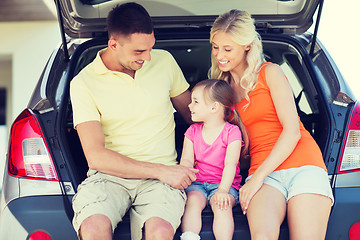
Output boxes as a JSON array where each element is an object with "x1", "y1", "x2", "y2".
[{"x1": 209, "y1": 9, "x2": 334, "y2": 239}]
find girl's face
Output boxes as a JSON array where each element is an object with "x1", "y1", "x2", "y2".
[
  {"x1": 188, "y1": 87, "x2": 213, "y2": 122},
  {"x1": 211, "y1": 31, "x2": 250, "y2": 73}
]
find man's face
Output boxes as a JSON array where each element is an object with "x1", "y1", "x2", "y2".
[{"x1": 114, "y1": 32, "x2": 156, "y2": 72}]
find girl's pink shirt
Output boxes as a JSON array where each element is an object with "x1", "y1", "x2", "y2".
[{"x1": 185, "y1": 121, "x2": 243, "y2": 190}]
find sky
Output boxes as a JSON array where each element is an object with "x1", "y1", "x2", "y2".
[{"x1": 317, "y1": 0, "x2": 360, "y2": 97}]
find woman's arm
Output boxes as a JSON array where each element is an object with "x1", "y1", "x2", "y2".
[
  {"x1": 239, "y1": 63, "x2": 301, "y2": 214},
  {"x1": 252, "y1": 63, "x2": 301, "y2": 179}
]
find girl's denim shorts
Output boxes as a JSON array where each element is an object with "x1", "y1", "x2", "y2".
[{"x1": 185, "y1": 181, "x2": 239, "y2": 203}]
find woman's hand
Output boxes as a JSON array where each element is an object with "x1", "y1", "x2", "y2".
[
  {"x1": 212, "y1": 189, "x2": 232, "y2": 210},
  {"x1": 239, "y1": 176, "x2": 264, "y2": 215}
]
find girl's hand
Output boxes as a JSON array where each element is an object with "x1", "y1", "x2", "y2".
[
  {"x1": 212, "y1": 189, "x2": 232, "y2": 210},
  {"x1": 239, "y1": 177, "x2": 264, "y2": 214}
]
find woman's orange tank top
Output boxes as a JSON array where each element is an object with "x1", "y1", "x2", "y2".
[{"x1": 235, "y1": 63, "x2": 326, "y2": 176}]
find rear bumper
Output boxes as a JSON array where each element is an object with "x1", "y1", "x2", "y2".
[
  {"x1": 1, "y1": 189, "x2": 356, "y2": 240},
  {"x1": 326, "y1": 187, "x2": 360, "y2": 239},
  {"x1": 0, "y1": 195, "x2": 77, "y2": 240}
]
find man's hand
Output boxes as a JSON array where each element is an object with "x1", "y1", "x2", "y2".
[{"x1": 158, "y1": 165, "x2": 199, "y2": 190}]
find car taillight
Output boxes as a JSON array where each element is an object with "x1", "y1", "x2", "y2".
[
  {"x1": 338, "y1": 102, "x2": 360, "y2": 173},
  {"x1": 8, "y1": 109, "x2": 58, "y2": 181}
]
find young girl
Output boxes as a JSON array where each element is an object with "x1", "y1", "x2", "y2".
[{"x1": 179, "y1": 79, "x2": 248, "y2": 240}]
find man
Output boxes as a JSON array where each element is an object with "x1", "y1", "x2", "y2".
[{"x1": 70, "y1": 2, "x2": 197, "y2": 240}]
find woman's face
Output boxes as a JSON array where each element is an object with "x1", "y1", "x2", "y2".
[{"x1": 211, "y1": 31, "x2": 250, "y2": 73}]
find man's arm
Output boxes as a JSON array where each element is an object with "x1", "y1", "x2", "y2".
[
  {"x1": 171, "y1": 89, "x2": 192, "y2": 124},
  {"x1": 76, "y1": 120, "x2": 197, "y2": 189}
]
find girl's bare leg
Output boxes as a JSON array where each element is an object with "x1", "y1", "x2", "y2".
[
  {"x1": 210, "y1": 195, "x2": 236, "y2": 240},
  {"x1": 181, "y1": 191, "x2": 207, "y2": 234}
]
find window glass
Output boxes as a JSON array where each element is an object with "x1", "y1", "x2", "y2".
[{"x1": 281, "y1": 62, "x2": 312, "y2": 114}]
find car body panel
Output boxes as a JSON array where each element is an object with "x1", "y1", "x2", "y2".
[
  {"x1": 0, "y1": 206, "x2": 28, "y2": 239},
  {"x1": 326, "y1": 187, "x2": 360, "y2": 239},
  {"x1": 0, "y1": 196, "x2": 77, "y2": 240},
  {"x1": 335, "y1": 171, "x2": 360, "y2": 188}
]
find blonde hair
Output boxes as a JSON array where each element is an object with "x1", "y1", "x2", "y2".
[
  {"x1": 209, "y1": 10, "x2": 265, "y2": 106},
  {"x1": 192, "y1": 79, "x2": 249, "y2": 157}
]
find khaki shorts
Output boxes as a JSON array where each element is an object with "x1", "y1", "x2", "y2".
[{"x1": 72, "y1": 173, "x2": 187, "y2": 240}]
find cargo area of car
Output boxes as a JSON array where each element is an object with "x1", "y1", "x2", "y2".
[{"x1": 62, "y1": 35, "x2": 331, "y2": 239}]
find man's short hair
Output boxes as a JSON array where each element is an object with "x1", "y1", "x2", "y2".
[{"x1": 107, "y1": 2, "x2": 153, "y2": 38}]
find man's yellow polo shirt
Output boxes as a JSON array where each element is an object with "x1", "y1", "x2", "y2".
[{"x1": 70, "y1": 48, "x2": 189, "y2": 169}]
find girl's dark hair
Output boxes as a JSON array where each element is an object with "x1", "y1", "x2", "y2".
[
  {"x1": 192, "y1": 79, "x2": 249, "y2": 158},
  {"x1": 107, "y1": 2, "x2": 153, "y2": 38}
]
